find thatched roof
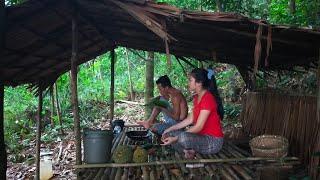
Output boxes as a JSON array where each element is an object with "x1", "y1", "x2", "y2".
[{"x1": 1, "y1": 0, "x2": 320, "y2": 88}]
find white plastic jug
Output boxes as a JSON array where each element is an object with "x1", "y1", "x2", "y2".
[{"x1": 40, "y1": 156, "x2": 53, "y2": 180}]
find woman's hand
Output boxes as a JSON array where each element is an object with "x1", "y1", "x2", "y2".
[
  {"x1": 161, "y1": 136, "x2": 178, "y2": 146},
  {"x1": 162, "y1": 128, "x2": 172, "y2": 137}
]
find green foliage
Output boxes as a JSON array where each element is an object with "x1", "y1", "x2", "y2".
[{"x1": 223, "y1": 103, "x2": 242, "y2": 121}]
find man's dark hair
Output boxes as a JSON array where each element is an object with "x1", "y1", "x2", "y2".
[{"x1": 156, "y1": 75, "x2": 172, "y2": 87}]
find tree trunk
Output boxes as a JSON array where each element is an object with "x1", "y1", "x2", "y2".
[
  {"x1": 110, "y1": 49, "x2": 115, "y2": 123},
  {"x1": 125, "y1": 48, "x2": 135, "y2": 101},
  {"x1": 35, "y1": 88, "x2": 43, "y2": 180},
  {"x1": 50, "y1": 86, "x2": 55, "y2": 127},
  {"x1": 145, "y1": 52, "x2": 154, "y2": 119},
  {"x1": 215, "y1": 0, "x2": 224, "y2": 12},
  {"x1": 0, "y1": 1, "x2": 6, "y2": 179},
  {"x1": 71, "y1": 11, "x2": 82, "y2": 168},
  {"x1": 289, "y1": 0, "x2": 296, "y2": 15},
  {"x1": 54, "y1": 83, "x2": 64, "y2": 135}
]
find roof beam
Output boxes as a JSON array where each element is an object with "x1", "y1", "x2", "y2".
[{"x1": 108, "y1": 0, "x2": 176, "y2": 42}]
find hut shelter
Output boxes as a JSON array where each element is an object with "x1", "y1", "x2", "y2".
[{"x1": 0, "y1": 0, "x2": 320, "y2": 179}]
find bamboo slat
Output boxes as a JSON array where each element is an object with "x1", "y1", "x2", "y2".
[
  {"x1": 93, "y1": 168, "x2": 104, "y2": 180},
  {"x1": 142, "y1": 167, "x2": 150, "y2": 180},
  {"x1": 220, "y1": 148, "x2": 253, "y2": 179},
  {"x1": 195, "y1": 154, "x2": 214, "y2": 177},
  {"x1": 216, "y1": 151, "x2": 241, "y2": 180}
]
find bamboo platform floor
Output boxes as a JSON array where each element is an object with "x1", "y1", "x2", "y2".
[{"x1": 77, "y1": 127, "x2": 300, "y2": 180}]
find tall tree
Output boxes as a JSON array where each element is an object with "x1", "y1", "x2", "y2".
[
  {"x1": 215, "y1": 0, "x2": 224, "y2": 12},
  {"x1": 54, "y1": 83, "x2": 64, "y2": 135},
  {"x1": 145, "y1": 52, "x2": 154, "y2": 119},
  {"x1": 50, "y1": 86, "x2": 55, "y2": 127},
  {"x1": 125, "y1": 49, "x2": 135, "y2": 101},
  {"x1": 289, "y1": 0, "x2": 296, "y2": 15}
]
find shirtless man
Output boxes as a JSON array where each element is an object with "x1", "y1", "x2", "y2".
[{"x1": 137, "y1": 75, "x2": 188, "y2": 135}]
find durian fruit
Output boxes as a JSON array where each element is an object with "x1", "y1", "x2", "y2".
[
  {"x1": 112, "y1": 145, "x2": 133, "y2": 163},
  {"x1": 133, "y1": 146, "x2": 148, "y2": 163}
]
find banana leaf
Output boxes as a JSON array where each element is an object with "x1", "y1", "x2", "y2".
[{"x1": 145, "y1": 96, "x2": 170, "y2": 109}]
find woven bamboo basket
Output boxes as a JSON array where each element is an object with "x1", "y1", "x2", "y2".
[{"x1": 249, "y1": 135, "x2": 288, "y2": 158}]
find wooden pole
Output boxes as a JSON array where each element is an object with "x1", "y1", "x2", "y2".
[
  {"x1": 144, "y1": 52, "x2": 154, "y2": 119},
  {"x1": 0, "y1": 83, "x2": 6, "y2": 180},
  {"x1": 35, "y1": 86, "x2": 43, "y2": 180},
  {"x1": 110, "y1": 49, "x2": 115, "y2": 124},
  {"x1": 75, "y1": 157, "x2": 299, "y2": 168},
  {"x1": 316, "y1": 48, "x2": 320, "y2": 180},
  {"x1": 71, "y1": 10, "x2": 81, "y2": 168},
  {"x1": 0, "y1": 0, "x2": 6, "y2": 179},
  {"x1": 318, "y1": 48, "x2": 320, "y2": 123}
]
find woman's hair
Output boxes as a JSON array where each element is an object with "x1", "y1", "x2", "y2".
[{"x1": 190, "y1": 68, "x2": 224, "y2": 120}]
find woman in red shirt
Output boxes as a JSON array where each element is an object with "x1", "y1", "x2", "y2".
[{"x1": 161, "y1": 68, "x2": 224, "y2": 158}]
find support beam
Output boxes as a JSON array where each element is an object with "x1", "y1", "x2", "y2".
[
  {"x1": 35, "y1": 86, "x2": 43, "y2": 180},
  {"x1": 317, "y1": 48, "x2": 320, "y2": 123},
  {"x1": 0, "y1": 1, "x2": 7, "y2": 178},
  {"x1": 109, "y1": 49, "x2": 115, "y2": 123},
  {"x1": 70, "y1": 9, "x2": 81, "y2": 171}
]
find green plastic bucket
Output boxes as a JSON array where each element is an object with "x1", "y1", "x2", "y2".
[{"x1": 83, "y1": 129, "x2": 113, "y2": 164}]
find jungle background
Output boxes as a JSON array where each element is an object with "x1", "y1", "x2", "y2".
[{"x1": 4, "y1": 0, "x2": 320, "y2": 179}]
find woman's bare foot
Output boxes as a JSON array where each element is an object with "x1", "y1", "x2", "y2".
[
  {"x1": 137, "y1": 121, "x2": 152, "y2": 129},
  {"x1": 183, "y1": 149, "x2": 196, "y2": 159}
]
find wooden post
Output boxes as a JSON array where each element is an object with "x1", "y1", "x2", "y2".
[
  {"x1": 318, "y1": 48, "x2": 320, "y2": 123},
  {"x1": 110, "y1": 49, "x2": 115, "y2": 123},
  {"x1": 35, "y1": 87, "x2": 43, "y2": 180},
  {"x1": 0, "y1": 1, "x2": 6, "y2": 179},
  {"x1": 144, "y1": 52, "x2": 154, "y2": 119},
  {"x1": 71, "y1": 10, "x2": 82, "y2": 168}
]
